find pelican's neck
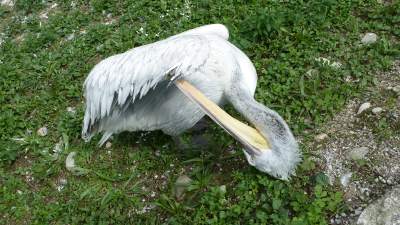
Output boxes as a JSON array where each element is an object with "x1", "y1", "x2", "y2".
[
  {"x1": 226, "y1": 83, "x2": 301, "y2": 179},
  {"x1": 226, "y1": 84, "x2": 297, "y2": 153}
]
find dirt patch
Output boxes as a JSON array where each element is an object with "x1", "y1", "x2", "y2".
[{"x1": 312, "y1": 61, "x2": 400, "y2": 224}]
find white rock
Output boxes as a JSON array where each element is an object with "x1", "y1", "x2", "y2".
[
  {"x1": 39, "y1": 12, "x2": 48, "y2": 20},
  {"x1": 66, "y1": 33, "x2": 75, "y2": 41},
  {"x1": 361, "y1": 33, "x2": 378, "y2": 45},
  {"x1": 65, "y1": 152, "x2": 76, "y2": 172},
  {"x1": 50, "y1": 3, "x2": 58, "y2": 9},
  {"x1": 392, "y1": 85, "x2": 400, "y2": 94},
  {"x1": 357, "y1": 185, "x2": 400, "y2": 225},
  {"x1": 315, "y1": 133, "x2": 328, "y2": 142},
  {"x1": 105, "y1": 142, "x2": 112, "y2": 148},
  {"x1": 37, "y1": 126, "x2": 48, "y2": 136},
  {"x1": 219, "y1": 185, "x2": 227, "y2": 194},
  {"x1": 357, "y1": 102, "x2": 371, "y2": 114},
  {"x1": 340, "y1": 172, "x2": 353, "y2": 187},
  {"x1": 174, "y1": 175, "x2": 192, "y2": 199},
  {"x1": 372, "y1": 107, "x2": 383, "y2": 114},
  {"x1": 348, "y1": 147, "x2": 369, "y2": 160},
  {"x1": 66, "y1": 106, "x2": 76, "y2": 114},
  {"x1": 0, "y1": 0, "x2": 14, "y2": 7}
]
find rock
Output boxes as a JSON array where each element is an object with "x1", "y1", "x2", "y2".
[
  {"x1": 105, "y1": 142, "x2": 112, "y2": 148},
  {"x1": 357, "y1": 102, "x2": 371, "y2": 114},
  {"x1": 66, "y1": 33, "x2": 75, "y2": 41},
  {"x1": 371, "y1": 107, "x2": 383, "y2": 114},
  {"x1": 65, "y1": 152, "x2": 88, "y2": 175},
  {"x1": 0, "y1": 0, "x2": 14, "y2": 7},
  {"x1": 315, "y1": 133, "x2": 328, "y2": 142},
  {"x1": 348, "y1": 147, "x2": 369, "y2": 160},
  {"x1": 37, "y1": 126, "x2": 48, "y2": 136},
  {"x1": 174, "y1": 175, "x2": 192, "y2": 199},
  {"x1": 219, "y1": 185, "x2": 227, "y2": 194},
  {"x1": 357, "y1": 185, "x2": 400, "y2": 225},
  {"x1": 361, "y1": 33, "x2": 378, "y2": 45},
  {"x1": 65, "y1": 152, "x2": 76, "y2": 172},
  {"x1": 392, "y1": 85, "x2": 400, "y2": 94},
  {"x1": 66, "y1": 107, "x2": 76, "y2": 114},
  {"x1": 340, "y1": 172, "x2": 353, "y2": 187}
]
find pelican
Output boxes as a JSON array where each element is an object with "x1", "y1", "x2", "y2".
[{"x1": 82, "y1": 24, "x2": 301, "y2": 180}]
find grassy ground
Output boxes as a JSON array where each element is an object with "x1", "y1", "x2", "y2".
[{"x1": 0, "y1": 0, "x2": 399, "y2": 224}]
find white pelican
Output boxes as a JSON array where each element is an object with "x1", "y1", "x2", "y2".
[{"x1": 82, "y1": 24, "x2": 301, "y2": 180}]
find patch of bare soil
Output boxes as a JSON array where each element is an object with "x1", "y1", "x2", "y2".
[{"x1": 312, "y1": 61, "x2": 400, "y2": 224}]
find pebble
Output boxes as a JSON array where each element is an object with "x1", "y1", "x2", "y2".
[
  {"x1": 340, "y1": 172, "x2": 353, "y2": 187},
  {"x1": 66, "y1": 107, "x2": 76, "y2": 114},
  {"x1": 371, "y1": 107, "x2": 383, "y2": 114},
  {"x1": 361, "y1": 33, "x2": 378, "y2": 44},
  {"x1": 66, "y1": 152, "x2": 76, "y2": 172},
  {"x1": 357, "y1": 102, "x2": 371, "y2": 114},
  {"x1": 66, "y1": 33, "x2": 75, "y2": 41},
  {"x1": 348, "y1": 146, "x2": 369, "y2": 160},
  {"x1": 392, "y1": 85, "x2": 400, "y2": 94},
  {"x1": 315, "y1": 133, "x2": 328, "y2": 142},
  {"x1": 174, "y1": 175, "x2": 192, "y2": 199},
  {"x1": 0, "y1": 0, "x2": 14, "y2": 7},
  {"x1": 37, "y1": 126, "x2": 48, "y2": 136},
  {"x1": 219, "y1": 185, "x2": 227, "y2": 194}
]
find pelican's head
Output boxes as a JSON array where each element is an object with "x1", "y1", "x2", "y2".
[
  {"x1": 222, "y1": 99, "x2": 301, "y2": 180},
  {"x1": 241, "y1": 137, "x2": 301, "y2": 180},
  {"x1": 175, "y1": 80, "x2": 301, "y2": 180}
]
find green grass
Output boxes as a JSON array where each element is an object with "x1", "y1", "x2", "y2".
[{"x1": 0, "y1": 0, "x2": 399, "y2": 224}]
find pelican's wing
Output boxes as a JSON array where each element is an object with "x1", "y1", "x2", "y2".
[
  {"x1": 175, "y1": 24, "x2": 229, "y2": 40},
  {"x1": 82, "y1": 34, "x2": 213, "y2": 143}
]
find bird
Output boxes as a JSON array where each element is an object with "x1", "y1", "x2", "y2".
[{"x1": 81, "y1": 24, "x2": 301, "y2": 180}]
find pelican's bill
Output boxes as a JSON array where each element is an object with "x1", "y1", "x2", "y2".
[{"x1": 175, "y1": 80, "x2": 270, "y2": 154}]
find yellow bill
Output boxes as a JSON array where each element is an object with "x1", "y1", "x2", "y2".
[{"x1": 175, "y1": 80, "x2": 270, "y2": 154}]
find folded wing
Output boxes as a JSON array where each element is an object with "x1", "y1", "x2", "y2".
[{"x1": 82, "y1": 24, "x2": 229, "y2": 142}]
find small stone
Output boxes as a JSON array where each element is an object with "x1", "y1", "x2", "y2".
[
  {"x1": 0, "y1": 0, "x2": 14, "y2": 7},
  {"x1": 348, "y1": 147, "x2": 369, "y2": 160},
  {"x1": 315, "y1": 133, "x2": 328, "y2": 142},
  {"x1": 392, "y1": 85, "x2": 400, "y2": 94},
  {"x1": 67, "y1": 107, "x2": 76, "y2": 114},
  {"x1": 37, "y1": 126, "x2": 48, "y2": 136},
  {"x1": 105, "y1": 142, "x2": 112, "y2": 148},
  {"x1": 371, "y1": 107, "x2": 383, "y2": 114},
  {"x1": 66, "y1": 152, "x2": 76, "y2": 172},
  {"x1": 66, "y1": 33, "x2": 75, "y2": 41},
  {"x1": 340, "y1": 172, "x2": 353, "y2": 187},
  {"x1": 357, "y1": 102, "x2": 371, "y2": 114},
  {"x1": 174, "y1": 175, "x2": 192, "y2": 199},
  {"x1": 361, "y1": 33, "x2": 378, "y2": 45},
  {"x1": 219, "y1": 185, "x2": 227, "y2": 194}
]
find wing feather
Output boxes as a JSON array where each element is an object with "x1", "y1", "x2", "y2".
[{"x1": 82, "y1": 34, "x2": 215, "y2": 140}]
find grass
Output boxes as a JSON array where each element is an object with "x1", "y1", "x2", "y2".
[{"x1": 0, "y1": 0, "x2": 399, "y2": 224}]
